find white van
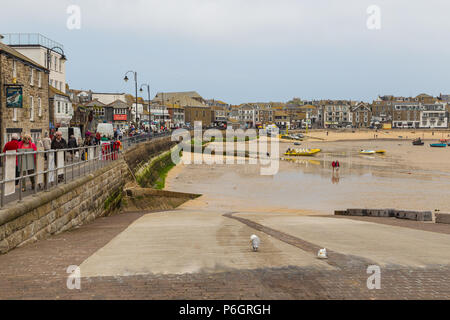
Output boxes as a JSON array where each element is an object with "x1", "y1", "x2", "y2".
[{"x1": 96, "y1": 123, "x2": 114, "y2": 138}]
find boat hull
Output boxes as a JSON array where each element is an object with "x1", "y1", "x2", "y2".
[{"x1": 430, "y1": 144, "x2": 447, "y2": 148}]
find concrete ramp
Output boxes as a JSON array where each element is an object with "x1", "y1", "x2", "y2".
[{"x1": 79, "y1": 209, "x2": 332, "y2": 277}]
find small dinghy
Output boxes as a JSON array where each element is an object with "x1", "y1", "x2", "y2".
[
  {"x1": 360, "y1": 150, "x2": 376, "y2": 155},
  {"x1": 412, "y1": 138, "x2": 424, "y2": 146}
]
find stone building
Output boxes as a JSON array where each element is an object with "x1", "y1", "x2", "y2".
[
  {"x1": 184, "y1": 106, "x2": 212, "y2": 128},
  {"x1": 351, "y1": 102, "x2": 372, "y2": 128},
  {"x1": 0, "y1": 40, "x2": 50, "y2": 147}
]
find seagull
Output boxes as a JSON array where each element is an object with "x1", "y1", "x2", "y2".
[{"x1": 250, "y1": 235, "x2": 260, "y2": 252}]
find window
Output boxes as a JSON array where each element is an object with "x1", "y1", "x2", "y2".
[
  {"x1": 31, "y1": 131, "x2": 41, "y2": 142},
  {"x1": 54, "y1": 57, "x2": 57, "y2": 71},
  {"x1": 38, "y1": 72, "x2": 42, "y2": 88},
  {"x1": 30, "y1": 96, "x2": 34, "y2": 121},
  {"x1": 13, "y1": 108, "x2": 18, "y2": 122},
  {"x1": 95, "y1": 108, "x2": 105, "y2": 116},
  {"x1": 12, "y1": 60, "x2": 17, "y2": 78},
  {"x1": 59, "y1": 59, "x2": 62, "y2": 72},
  {"x1": 38, "y1": 98, "x2": 42, "y2": 117},
  {"x1": 57, "y1": 101, "x2": 61, "y2": 113},
  {"x1": 65, "y1": 103, "x2": 68, "y2": 114},
  {"x1": 50, "y1": 79, "x2": 53, "y2": 87},
  {"x1": 30, "y1": 68, "x2": 34, "y2": 86}
]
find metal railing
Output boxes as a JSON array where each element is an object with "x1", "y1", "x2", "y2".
[
  {"x1": 2, "y1": 33, "x2": 64, "y2": 51},
  {"x1": 0, "y1": 132, "x2": 170, "y2": 209}
]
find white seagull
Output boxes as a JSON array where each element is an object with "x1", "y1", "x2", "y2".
[{"x1": 250, "y1": 235, "x2": 260, "y2": 252}]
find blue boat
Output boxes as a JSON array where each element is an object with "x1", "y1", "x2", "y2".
[{"x1": 430, "y1": 143, "x2": 447, "y2": 148}]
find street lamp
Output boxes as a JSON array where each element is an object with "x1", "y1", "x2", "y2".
[
  {"x1": 140, "y1": 83, "x2": 151, "y2": 130},
  {"x1": 46, "y1": 46, "x2": 66, "y2": 128},
  {"x1": 123, "y1": 70, "x2": 138, "y2": 128},
  {"x1": 47, "y1": 46, "x2": 66, "y2": 70}
]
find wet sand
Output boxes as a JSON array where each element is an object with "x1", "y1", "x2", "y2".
[{"x1": 166, "y1": 138, "x2": 450, "y2": 214}]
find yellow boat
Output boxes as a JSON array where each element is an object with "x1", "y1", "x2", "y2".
[
  {"x1": 284, "y1": 148, "x2": 321, "y2": 156},
  {"x1": 376, "y1": 150, "x2": 386, "y2": 154}
]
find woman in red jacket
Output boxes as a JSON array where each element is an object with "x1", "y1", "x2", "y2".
[{"x1": 3, "y1": 133, "x2": 20, "y2": 185}]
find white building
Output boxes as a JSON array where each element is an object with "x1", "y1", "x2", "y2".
[
  {"x1": 419, "y1": 104, "x2": 448, "y2": 128},
  {"x1": 238, "y1": 104, "x2": 256, "y2": 128},
  {"x1": 149, "y1": 104, "x2": 170, "y2": 124},
  {"x1": 3, "y1": 33, "x2": 67, "y2": 93},
  {"x1": 131, "y1": 102, "x2": 145, "y2": 123},
  {"x1": 49, "y1": 86, "x2": 73, "y2": 127}
]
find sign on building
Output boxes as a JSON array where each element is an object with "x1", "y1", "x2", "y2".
[
  {"x1": 113, "y1": 114, "x2": 127, "y2": 121},
  {"x1": 6, "y1": 86, "x2": 23, "y2": 108}
]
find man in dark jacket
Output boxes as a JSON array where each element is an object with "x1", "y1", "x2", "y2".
[
  {"x1": 67, "y1": 135, "x2": 78, "y2": 161},
  {"x1": 51, "y1": 131, "x2": 67, "y2": 182}
]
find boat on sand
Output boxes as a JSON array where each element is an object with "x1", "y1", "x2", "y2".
[
  {"x1": 360, "y1": 150, "x2": 376, "y2": 155},
  {"x1": 430, "y1": 143, "x2": 447, "y2": 148},
  {"x1": 285, "y1": 148, "x2": 321, "y2": 156}
]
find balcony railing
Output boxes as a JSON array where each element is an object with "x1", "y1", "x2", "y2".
[{"x1": 2, "y1": 33, "x2": 64, "y2": 51}]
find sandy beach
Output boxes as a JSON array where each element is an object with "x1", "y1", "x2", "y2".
[{"x1": 299, "y1": 129, "x2": 450, "y2": 142}]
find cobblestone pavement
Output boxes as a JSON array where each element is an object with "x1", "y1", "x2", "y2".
[{"x1": 0, "y1": 210, "x2": 450, "y2": 299}]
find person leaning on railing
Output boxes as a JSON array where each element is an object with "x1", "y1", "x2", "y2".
[
  {"x1": 82, "y1": 134, "x2": 93, "y2": 161},
  {"x1": 67, "y1": 135, "x2": 78, "y2": 161},
  {"x1": 18, "y1": 134, "x2": 37, "y2": 191},
  {"x1": 51, "y1": 131, "x2": 67, "y2": 183}
]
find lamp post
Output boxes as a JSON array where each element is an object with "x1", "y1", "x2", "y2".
[
  {"x1": 46, "y1": 47, "x2": 66, "y2": 128},
  {"x1": 140, "y1": 83, "x2": 151, "y2": 130},
  {"x1": 46, "y1": 46, "x2": 67, "y2": 70},
  {"x1": 123, "y1": 71, "x2": 138, "y2": 128}
]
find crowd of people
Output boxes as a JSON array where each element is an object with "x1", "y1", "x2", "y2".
[{"x1": 2, "y1": 129, "x2": 124, "y2": 192}]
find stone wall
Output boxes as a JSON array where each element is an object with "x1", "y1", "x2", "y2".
[
  {"x1": 335, "y1": 208, "x2": 433, "y2": 222},
  {"x1": 0, "y1": 160, "x2": 130, "y2": 254},
  {"x1": 123, "y1": 135, "x2": 177, "y2": 172}
]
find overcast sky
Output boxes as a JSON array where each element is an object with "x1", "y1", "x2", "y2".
[{"x1": 1, "y1": 0, "x2": 449, "y2": 104}]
